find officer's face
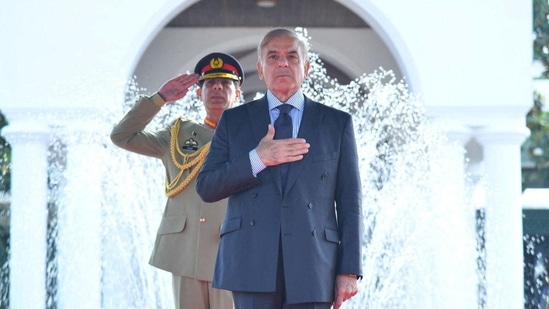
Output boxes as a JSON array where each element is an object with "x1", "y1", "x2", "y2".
[
  {"x1": 257, "y1": 36, "x2": 310, "y2": 99},
  {"x1": 196, "y1": 78, "x2": 241, "y2": 113}
]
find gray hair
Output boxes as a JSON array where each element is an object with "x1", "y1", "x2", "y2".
[{"x1": 257, "y1": 28, "x2": 309, "y2": 61}]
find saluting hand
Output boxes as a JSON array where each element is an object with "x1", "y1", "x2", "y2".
[
  {"x1": 157, "y1": 73, "x2": 200, "y2": 103},
  {"x1": 256, "y1": 124, "x2": 310, "y2": 167}
]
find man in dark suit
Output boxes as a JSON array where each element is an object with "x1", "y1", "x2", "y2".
[{"x1": 197, "y1": 29, "x2": 363, "y2": 309}]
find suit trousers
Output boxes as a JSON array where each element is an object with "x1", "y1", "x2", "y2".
[
  {"x1": 231, "y1": 236, "x2": 331, "y2": 309},
  {"x1": 172, "y1": 274, "x2": 234, "y2": 309}
]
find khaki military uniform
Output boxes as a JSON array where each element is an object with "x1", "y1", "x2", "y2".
[{"x1": 111, "y1": 96, "x2": 233, "y2": 309}]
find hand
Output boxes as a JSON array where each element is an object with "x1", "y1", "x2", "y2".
[
  {"x1": 333, "y1": 274, "x2": 359, "y2": 309},
  {"x1": 157, "y1": 73, "x2": 200, "y2": 103},
  {"x1": 256, "y1": 124, "x2": 309, "y2": 166}
]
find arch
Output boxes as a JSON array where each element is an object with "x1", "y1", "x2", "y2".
[
  {"x1": 337, "y1": 0, "x2": 421, "y2": 92},
  {"x1": 123, "y1": 0, "x2": 201, "y2": 81},
  {"x1": 129, "y1": 0, "x2": 411, "y2": 99}
]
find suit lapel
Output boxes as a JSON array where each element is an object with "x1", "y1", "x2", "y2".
[
  {"x1": 284, "y1": 98, "x2": 321, "y2": 193},
  {"x1": 246, "y1": 97, "x2": 271, "y2": 142}
]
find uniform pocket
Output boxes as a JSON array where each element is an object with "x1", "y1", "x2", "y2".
[{"x1": 157, "y1": 216, "x2": 186, "y2": 235}]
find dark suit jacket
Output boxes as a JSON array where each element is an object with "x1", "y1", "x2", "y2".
[{"x1": 196, "y1": 95, "x2": 363, "y2": 304}]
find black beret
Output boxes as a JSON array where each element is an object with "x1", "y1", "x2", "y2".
[{"x1": 194, "y1": 52, "x2": 244, "y2": 86}]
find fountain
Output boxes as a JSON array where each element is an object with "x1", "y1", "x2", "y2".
[
  {"x1": 0, "y1": 29, "x2": 487, "y2": 308},
  {"x1": 301, "y1": 37, "x2": 480, "y2": 307}
]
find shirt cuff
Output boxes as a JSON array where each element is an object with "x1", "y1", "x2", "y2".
[{"x1": 249, "y1": 149, "x2": 266, "y2": 176}]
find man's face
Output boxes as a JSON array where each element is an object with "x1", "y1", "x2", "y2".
[
  {"x1": 257, "y1": 35, "x2": 310, "y2": 97},
  {"x1": 196, "y1": 78, "x2": 241, "y2": 112}
]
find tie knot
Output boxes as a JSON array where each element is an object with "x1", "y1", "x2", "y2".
[{"x1": 277, "y1": 104, "x2": 293, "y2": 114}]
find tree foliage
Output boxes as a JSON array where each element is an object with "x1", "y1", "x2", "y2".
[
  {"x1": 0, "y1": 112, "x2": 9, "y2": 193},
  {"x1": 522, "y1": 92, "x2": 549, "y2": 189},
  {"x1": 523, "y1": 0, "x2": 549, "y2": 189},
  {"x1": 534, "y1": 0, "x2": 549, "y2": 78}
]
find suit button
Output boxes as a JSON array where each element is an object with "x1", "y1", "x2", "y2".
[
  {"x1": 249, "y1": 220, "x2": 255, "y2": 226},
  {"x1": 321, "y1": 174, "x2": 328, "y2": 180},
  {"x1": 307, "y1": 202, "x2": 313, "y2": 209},
  {"x1": 251, "y1": 192, "x2": 258, "y2": 198},
  {"x1": 312, "y1": 230, "x2": 318, "y2": 237}
]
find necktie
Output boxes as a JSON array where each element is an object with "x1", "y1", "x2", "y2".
[
  {"x1": 274, "y1": 104, "x2": 293, "y2": 140},
  {"x1": 274, "y1": 104, "x2": 293, "y2": 186}
]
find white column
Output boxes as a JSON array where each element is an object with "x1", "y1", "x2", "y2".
[
  {"x1": 433, "y1": 122, "x2": 480, "y2": 307},
  {"x1": 475, "y1": 123, "x2": 529, "y2": 309},
  {"x1": 56, "y1": 122, "x2": 104, "y2": 309},
  {"x1": 3, "y1": 122, "x2": 50, "y2": 309}
]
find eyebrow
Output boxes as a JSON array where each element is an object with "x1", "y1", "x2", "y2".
[{"x1": 266, "y1": 49, "x2": 299, "y2": 56}]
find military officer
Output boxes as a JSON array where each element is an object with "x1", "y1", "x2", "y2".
[{"x1": 111, "y1": 52, "x2": 244, "y2": 309}]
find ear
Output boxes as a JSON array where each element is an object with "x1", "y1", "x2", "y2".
[
  {"x1": 303, "y1": 60, "x2": 311, "y2": 78},
  {"x1": 196, "y1": 87, "x2": 202, "y2": 99},
  {"x1": 257, "y1": 62, "x2": 264, "y2": 80}
]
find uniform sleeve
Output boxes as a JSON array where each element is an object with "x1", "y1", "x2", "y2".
[{"x1": 110, "y1": 96, "x2": 170, "y2": 158}]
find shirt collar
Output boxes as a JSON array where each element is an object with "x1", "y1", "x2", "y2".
[{"x1": 267, "y1": 89, "x2": 305, "y2": 111}]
